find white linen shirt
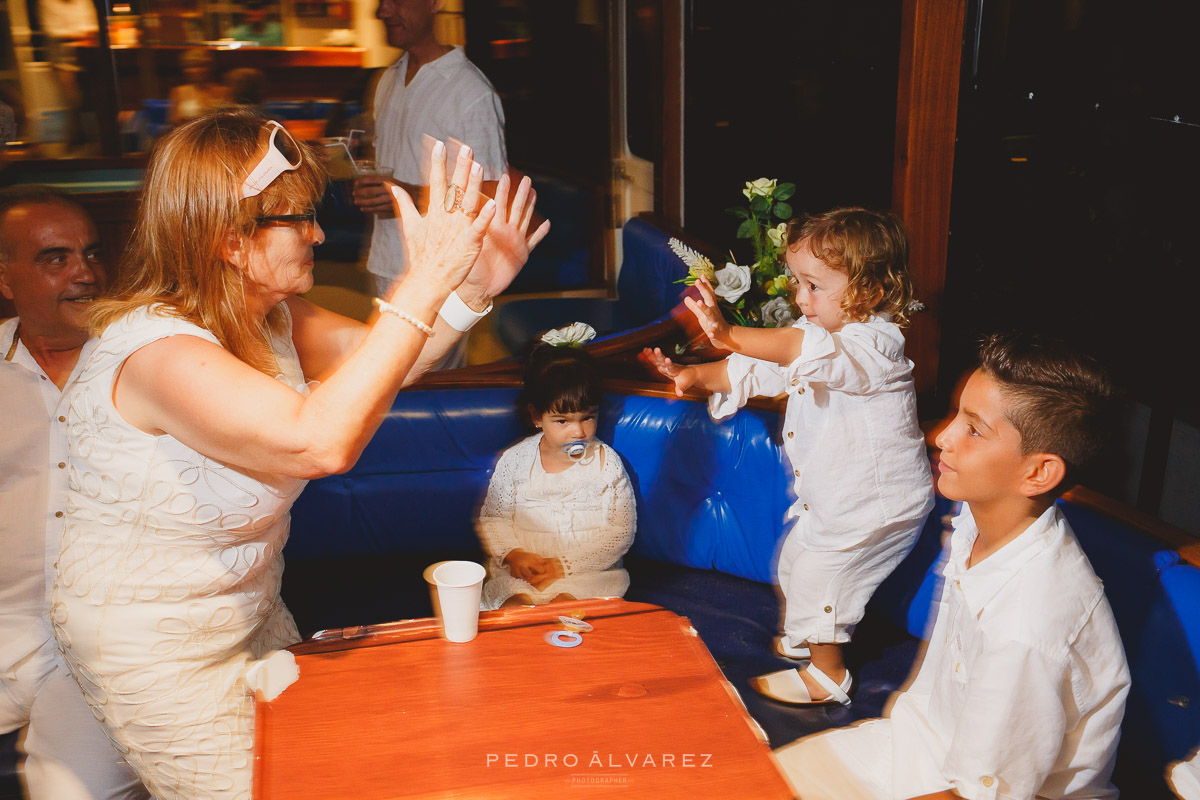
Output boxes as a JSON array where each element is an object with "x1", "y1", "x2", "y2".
[
  {"x1": 366, "y1": 46, "x2": 507, "y2": 283},
  {"x1": 709, "y1": 315, "x2": 933, "y2": 551},
  {"x1": 0, "y1": 317, "x2": 93, "y2": 675},
  {"x1": 888, "y1": 503, "x2": 1130, "y2": 800}
]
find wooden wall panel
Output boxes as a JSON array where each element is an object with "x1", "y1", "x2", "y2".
[{"x1": 892, "y1": 0, "x2": 966, "y2": 396}]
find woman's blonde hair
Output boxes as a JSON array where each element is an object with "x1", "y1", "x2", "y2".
[
  {"x1": 787, "y1": 207, "x2": 917, "y2": 327},
  {"x1": 89, "y1": 109, "x2": 326, "y2": 374}
]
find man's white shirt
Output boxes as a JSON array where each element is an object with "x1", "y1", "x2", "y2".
[
  {"x1": 0, "y1": 317, "x2": 94, "y2": 677},
  {"x1": 366, "y1": 46, "x2": 507, "y2": 284}
]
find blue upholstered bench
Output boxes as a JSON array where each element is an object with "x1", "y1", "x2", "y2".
[{"x1": 282, "y1": 384, "x2": 1200, "y2": 798}]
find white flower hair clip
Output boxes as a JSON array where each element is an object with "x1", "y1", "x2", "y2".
[{"x1": 541, "y1": 322, "x2": 597, "y2": 348}]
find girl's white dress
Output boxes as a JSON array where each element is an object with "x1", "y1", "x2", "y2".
[
  {"x1": 52, "y1": 305, "x2": 308, "y2": 800},
  {"x1": 477, "y1": 434, "x2": 637, "y2": 609}
]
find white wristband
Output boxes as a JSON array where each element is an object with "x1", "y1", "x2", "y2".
[{"x1": 437, "y1": 290, "x2": 493, "y2": 332}]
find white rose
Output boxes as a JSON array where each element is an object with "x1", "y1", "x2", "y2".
[
  {"x1": 541, "y1": 322, "x2": 597, "y2": 347},
  {"x1": 743, "y1": 177, "x2": 777, "y2": 200},
  {"x1": 766, "y1": 222, "x2": 788, "y2": 250},
  {"x1": 713, "y1": 262, "x2": 752, "y2": 303},
  {"x1": 761, "y1": 297, "x2": 797, "y2": 327}
]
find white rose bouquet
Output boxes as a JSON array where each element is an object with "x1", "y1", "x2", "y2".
[{"x1": 668, "y1": 177, "x2": 799, "y2": 329}]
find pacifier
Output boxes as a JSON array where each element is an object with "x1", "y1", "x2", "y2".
[{"x1": 562, "y1": 440, "x2": 589, "y2": 460}]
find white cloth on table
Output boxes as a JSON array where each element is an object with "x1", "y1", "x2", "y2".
[
  {"x1": 775, "y1": 503, "x2": 1130, "y2": 800},
  {"x1": 52, "y1": 305, "x2": 309, "y2": 800},
  {"x1": 0, "y1": 317, "x2": 147, "y2": 800},
  {"x1": 477, "y1": 434, "x2": 636, "y2": 609},
  {"x1": 1170, "y1": 750, "x2": 1200, "y2": 800},
  {"x1": 366, "y1": 46, "x2": 507, "y2": 287},
  {"x1": 709, "y1": 315, "x2": 933, "y2": 644}
]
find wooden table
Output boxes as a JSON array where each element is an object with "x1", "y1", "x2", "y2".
[{"x1": 254, "y1": 599, "x2": 794, "y2": 799}]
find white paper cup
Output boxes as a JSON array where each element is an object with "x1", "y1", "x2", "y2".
[
  {"x1": 422, "y1": 560, "x2": 451, "y2": 619},
  {"x1": 431, "y1": 561, "x2": 486, "y2": 643}
]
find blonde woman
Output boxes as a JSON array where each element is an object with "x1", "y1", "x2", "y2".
[{"x1": 52, "y1": 109, "x2": 546, "y2": 800}]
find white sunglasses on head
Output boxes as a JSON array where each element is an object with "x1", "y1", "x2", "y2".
[{"x1": 241, "y1": 120, "x2": 302, "y2": 199}]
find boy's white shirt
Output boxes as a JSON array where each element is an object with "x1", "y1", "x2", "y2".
[
  {"x1": 709, "y1": 315, "x2": 933, "y2": 551},
  {"x1": 888, "y1": 502, "x2": 1130, "y2": 800}
]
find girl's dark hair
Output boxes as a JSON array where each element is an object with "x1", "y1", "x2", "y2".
[{"x1": 518, "y1": 343, "x2": 603, "y2": 427}]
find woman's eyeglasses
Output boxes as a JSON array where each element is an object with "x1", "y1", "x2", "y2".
[
  {"x1": 255, "y1": 209, "x2": 317, "y2": 228},
  {"x1": 241, "y1": 120, "x2": 301, "y2": 199}
]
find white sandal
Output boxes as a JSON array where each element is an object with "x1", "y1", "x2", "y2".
[
  {"x1": 773, "y1": 637, "x2": 811, "y2": 660},
  {"x1": 750, "y1": 664, "x2": 852, "y2": 706}
]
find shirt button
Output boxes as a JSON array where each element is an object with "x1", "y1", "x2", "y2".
[
  {"x1": 58, "y1": 415, "x2": 66, "y2": 422},
  {"x1": 55, "y1": 511, "x2": 64, "y2": 518},
  {"x1": 58, "y1": 462, "x2": 66, "y2": 469},
  {"x1": 787, "y1": 431, "x2": 794, "y2": 439},
  {"x1": 823, "y1": 605, "x2": 833, "y2": 613},
  {"x1": 803, "y1": 503, "x2": 809, "y2": 511},
  {"x1": 797, "y1": 387, "x2": 805, "y2": 395},
  {"x1": 790, "y1": 378, "x2": 799, "y2": 387},
  {"x1": 981, "y1": 776, "x2": 994, "y2": 788},
  {"x1": 794, "y1": 469, "x2": 800, "y2": 477}
]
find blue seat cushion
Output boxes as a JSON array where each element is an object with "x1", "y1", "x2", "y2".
[
  {"x1": 290, "y1": 390, "x2": 792, "y2": 583},
  {"x1": 491, "y1": 216, "x2": 689, "y2": 354},
  {"x1": 1113, "y1": 563, "x2": 1200, "y2": 793},
  {"x1": 615, "y1": 217, "x2": 689, "y2": 323}
]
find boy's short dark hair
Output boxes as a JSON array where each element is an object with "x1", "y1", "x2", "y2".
[
  {"x1": 978, "y1": 331, "x2": 1116, "y2": 489},
  {"x1": 518, "y1": 342, "x2": 603, "y2": 427}
]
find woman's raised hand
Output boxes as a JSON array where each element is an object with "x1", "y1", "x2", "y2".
[
  {"x1": 684, "y1": 276, "x2": 734, "y2": 350},
  {"x1": 389, "y1": 142, "x2": 496, "y2": 301},
  {"x1": 457, "y1": 172, "x2": 551, "y2": 305}
]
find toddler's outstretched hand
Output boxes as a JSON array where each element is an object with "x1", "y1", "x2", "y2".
[
  {"x1": 642, "y1": 347, "x2": 698, "y2": 397},
  {"x1": 685, "y1": 277, "x2": 734, "y2": 350}
]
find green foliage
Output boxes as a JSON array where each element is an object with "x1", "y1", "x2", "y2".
[{"x1": 670, "y1": 178, "x2": 802, "y2": 330}]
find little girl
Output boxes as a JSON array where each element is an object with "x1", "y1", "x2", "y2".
[
  {"x1": 646, "y1": 208, "x2": 934, "y2": 705},
  {"x1": 478, "y1": 330, "x2": 637, "y2": 609}
]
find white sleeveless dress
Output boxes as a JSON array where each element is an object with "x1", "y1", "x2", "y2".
[{"x1": 51, "y1": 305, "x2": 309, "y2": 800}]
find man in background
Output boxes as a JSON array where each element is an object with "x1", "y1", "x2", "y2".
[
  {"x1": 0, "y1": 186, "x2": 147, "y2": 800},
  {"x1": 355, "y1": 0, "x2": 507, "y2": 367}
]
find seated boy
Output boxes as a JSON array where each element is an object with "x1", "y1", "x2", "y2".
[{"x1": 774, "y1": 331, "x2": 1131, "y2": 799}]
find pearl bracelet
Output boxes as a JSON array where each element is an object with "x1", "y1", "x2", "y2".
[{"x1": 373, "y1": 298, "x2": 434, "y2": 337}]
